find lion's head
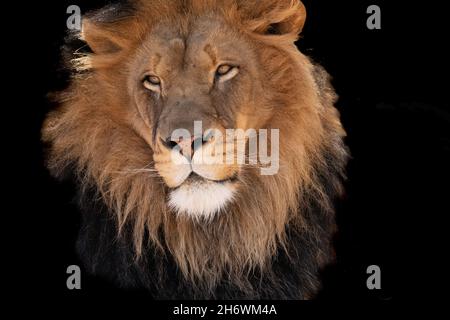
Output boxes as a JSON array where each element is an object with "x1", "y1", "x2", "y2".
[{"x1": 43, "y1": 0, "x2": 348, "y2": 297}]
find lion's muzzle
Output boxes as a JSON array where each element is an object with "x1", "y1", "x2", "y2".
[{"x1": 154, "y1": 128, "x2": 239, "y2": 218}]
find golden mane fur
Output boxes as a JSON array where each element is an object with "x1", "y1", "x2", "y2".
[{"x1": 42, "y1": 0, "x2": 348, "y2": 297}]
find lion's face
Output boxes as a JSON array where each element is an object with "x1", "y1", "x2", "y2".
[
  {"x1": 131, "y1": 17, "x2": 255, "y2": 216},
  {"x1": 128, "y1": 16, "x2": 285, "y2": 218}
]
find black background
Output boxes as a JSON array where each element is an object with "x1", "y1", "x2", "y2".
[{"x1": 8, "y1": 0, "x2": 449, "y2": 308}]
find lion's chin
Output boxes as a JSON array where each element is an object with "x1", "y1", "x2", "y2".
[{"x1": 168, "y1": 175, "x2": 237, "y2": 220}]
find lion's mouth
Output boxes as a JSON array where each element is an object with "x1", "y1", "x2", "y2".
[
  {"x1": 168, "y1": 173, "x2": 238, "y2": 219},
  {"x1": 173, "y1": 172, "x2": 238, "y2": 189}
]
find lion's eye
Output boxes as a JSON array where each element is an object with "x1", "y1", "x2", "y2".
[
  {"x1": 217, "y1": 65, "x2": 232, "y2": 75},
  {"x1": 215, "y1": 64, "x2": 239, "y2": 82},
  {"x1": 143, "y1": 75, "x2": 161, "y2": 91}
]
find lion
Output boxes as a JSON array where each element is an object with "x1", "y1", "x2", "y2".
[{"x1": 42, "y1": 0, "x2": 349, "y2": 299}]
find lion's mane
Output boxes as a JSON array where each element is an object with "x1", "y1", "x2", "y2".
[{"x1": 43, "y1": 0, "x2": 348, "y2": 299}]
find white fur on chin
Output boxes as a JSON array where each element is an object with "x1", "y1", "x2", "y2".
[{"x1": 168, "y1": 180, "x2": 236, "y2": 220}]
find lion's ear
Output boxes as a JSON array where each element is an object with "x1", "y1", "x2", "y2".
[
  {"x1": 81, "y1": 20, "x2": 123, "y2": 55},
  {"x1": 80, "y1": 3, "x2": 137, "y2": 56},
  {"x1": 241, "y1": 0, "x2": 306, "y2": 36}
]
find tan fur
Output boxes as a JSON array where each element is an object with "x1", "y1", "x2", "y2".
[{"x1": 42, "y1": 0, "x2": 347, "y2": 294}]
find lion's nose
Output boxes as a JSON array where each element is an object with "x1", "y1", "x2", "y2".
[{"x1": 161, "y1": 135, "x2": 206, "y2": 158}]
